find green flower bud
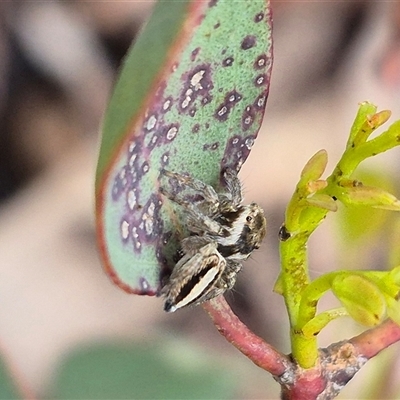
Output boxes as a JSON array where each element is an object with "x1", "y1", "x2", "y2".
[
  {"x1": 300, "y1": 149, "x2": 328, "y2": 182},
  {"x1": 340, "y1": 185, "x2": 400, "y2": 211},
  {"x1": 331, "y1": 274, "x2": 386, "y2": 326}
]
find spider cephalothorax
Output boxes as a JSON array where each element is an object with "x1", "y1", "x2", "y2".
[{"x1": 160, "y1": 168, "x2": 267, "y2": 312}]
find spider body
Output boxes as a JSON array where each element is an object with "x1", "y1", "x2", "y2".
[
  {"x1": 160, "y1": 168, "x2": 266, "y2": 312},
  {"x1": 215, "y1": 202, "x2": 266, "y2": 259}
]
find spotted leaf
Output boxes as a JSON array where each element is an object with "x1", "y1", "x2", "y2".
[{"x1": 95, "y1": 0, "x2": 273, "y2": 296}]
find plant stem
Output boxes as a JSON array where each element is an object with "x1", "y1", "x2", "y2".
[
  {"x1": 280, "y1": 220, "x2": 325, "y2": 367},
  {"x1": 202, "y1": 296, "x2": 291, "y2": 376},
  {"x1": 279, "y1": 233, "x2": 309, "y2": 326},
  {"x1": 350, "y1": 319, "x2": 400, "y2": 359}
]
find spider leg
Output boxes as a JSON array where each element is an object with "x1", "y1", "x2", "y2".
[
  {"x1": 160, "y1": 169, "x2": 220, "y2": 215},
  {"x1": 220, "y1": 168, "x2": 243, "y2": 209},
  {"x1": 219, "y1": 260, "x2": 242, "y2": 290},
  {"x1": 160, "y1": 182, "x2": 223, "y2": 235},
  {"x1": 185, "y1": 208, "x2": 223, "y2": 236},
  {"x1": 180, "y1": 235, "x2": 213, "y2": 256}
]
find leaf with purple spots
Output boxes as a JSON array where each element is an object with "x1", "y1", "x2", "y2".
[{"x1": 95, "y1": 0, "x2": 273, "y2": 296}]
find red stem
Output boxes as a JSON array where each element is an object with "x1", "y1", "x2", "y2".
[
  {"x1": 203, "y1": 299, "x2": 400, "y2": 398},
  {"x1": 202, "y1": 296, "x2": 290, "y2": 376},
  {"x1": 350, "y1": 319, "x2": 400, "y2": 359}
]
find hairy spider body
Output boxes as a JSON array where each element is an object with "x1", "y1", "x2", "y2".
[
  {"x1": 215, "y1": 203, "x2": 266, "y2": 259},
  {"x1": 160, "y1": 168, "x2": 267, "y2": 312}
]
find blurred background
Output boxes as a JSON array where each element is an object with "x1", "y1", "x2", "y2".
[{"x1": 1, "y1": 1, "x2": 400, "y2": 398}]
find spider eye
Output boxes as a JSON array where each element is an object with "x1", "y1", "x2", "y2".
[{"x1": 246, "y1": 215, "x2": 253, "y2": 223}]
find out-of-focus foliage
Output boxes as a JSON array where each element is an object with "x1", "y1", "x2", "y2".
[
  {"x1": 0, "y1": 355, "x2": 22, "y2": 399},
  {"x1": 336, "y1": 169, "x2": 396, "y2": 243},
  {"x1": 50, "y1": 341, "x2": 237, "y2": 400}
]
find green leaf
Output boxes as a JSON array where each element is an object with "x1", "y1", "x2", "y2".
[
  {"x1": 95, "y1": 0, "x2": 273, "y2": 295},
  {"x1": 50, "y1": 341, "x2": 236, "y2": 400},
  {"x1": 331, "y1": 274, "x2": 386, "y2": 326}
]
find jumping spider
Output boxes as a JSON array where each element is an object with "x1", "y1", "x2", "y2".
[{"x1": 160, "y1": 168, "x2": 267, "y2": 312}]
